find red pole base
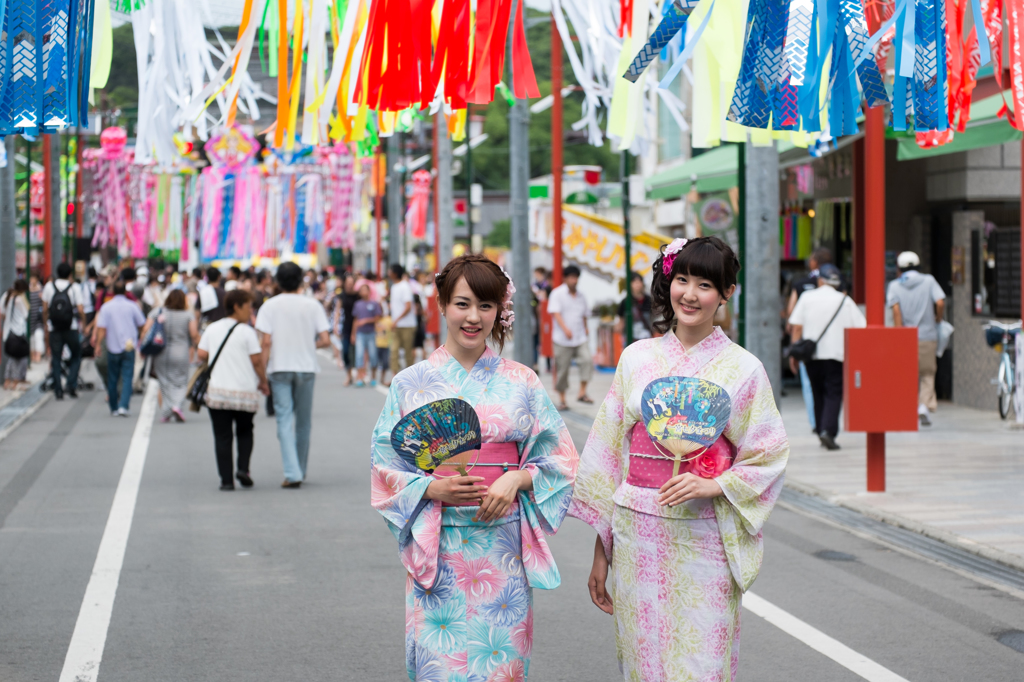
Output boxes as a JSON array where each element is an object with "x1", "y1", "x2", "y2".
[{"x1": 866, "y1": 432, "x2": 886, "y2": 492}]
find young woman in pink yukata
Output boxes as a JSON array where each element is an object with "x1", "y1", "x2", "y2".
[
  {"x1": 570, "y1": 237, "x2": 789, "y2": 682},
  {"x1": 371, "y1": 255, "x2": 578, "y2": 682}
]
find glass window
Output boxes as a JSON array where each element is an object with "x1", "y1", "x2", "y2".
[{"x1": 972, "y1": 225, "x2": 1020, "y2": 317}]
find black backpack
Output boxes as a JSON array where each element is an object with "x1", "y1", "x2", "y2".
[{"x1": 49, "y1": 281, "x2": 75, "y2": 331}]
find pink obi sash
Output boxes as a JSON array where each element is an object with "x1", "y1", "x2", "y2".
[
  {"x1": 626, "y1": 422, "x2": 736, "y2": 489},
  {"x1": 434, "y1": 441, "x2": 521, "y2": 507}
]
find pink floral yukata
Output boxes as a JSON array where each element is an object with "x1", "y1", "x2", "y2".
[
  {"x1": 569, "y1": 328, "x2": 789, "y2": 682},
  {"x1": 371, "y1": 346, "x2": 578, "y2": 682}
]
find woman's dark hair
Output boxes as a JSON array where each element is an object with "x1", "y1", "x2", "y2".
[
  {"x1": 651, "y1": 236, "x2": 740, "y2": 334},
  {"x1": 435, "y1": 254, "x2": 512, "y2": 351},
  {"x1": 225, "y1": 289, "x2": 252, "y2": 314},
  {"x1": 164, "y1": 289, "x2": 187, "y2": 310},
  {"x1": 5, "y1": 278, "x2": 28, "y2": 300},
  {"x1": 275, "y1": 262, "x2": 304, "y2": 292}
]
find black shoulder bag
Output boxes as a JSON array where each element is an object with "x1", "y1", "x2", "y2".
[
  {"x1": 187, "y1": 322, "x2": 241, "y2": 411},
  {"x1": 788, "y1": 295, "x2": 847, "y2": 363}
]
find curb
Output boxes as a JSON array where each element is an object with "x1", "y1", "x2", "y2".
[
  {"x1": 784, "y1": 477, "x2": 1024, "y2": 574},
  {"x1": 0, "y1": 385, "x2": 52, "y2": 445}
]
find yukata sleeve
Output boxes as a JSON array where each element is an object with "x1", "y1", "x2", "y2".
[
  {"x1": 370, "y1": 383, "x2": 443, "y2": 588},
  {"x1": 568, "y1": 358, "x2": 629, "y2": 561},
  {"x1": 713, "y1": 366, "x2": 790, "y2": 590},
  {"x1": 517, "y1": 374, "x2": 579, "y2": 589}
]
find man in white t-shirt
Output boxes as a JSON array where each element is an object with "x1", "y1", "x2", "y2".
[
  {"x1": 788, "y1": 264, "x2": 866, "y2": 450},
  {"x1": 42, "y1": 262, "x2": 85, "y2": 399},
  {"x1": 255, "y1": 262, "x2": 332, "y2": 487},
  {"x1": 388, "y1": 264, "x2": 417, "y2": 375},
  {"x1": 547, "y1": 265, "x2": 593, "y2": 410}
]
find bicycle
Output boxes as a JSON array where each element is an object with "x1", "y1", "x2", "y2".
[{"x1": 983, "y1": 320, "x2": 1022, "y2": 419}]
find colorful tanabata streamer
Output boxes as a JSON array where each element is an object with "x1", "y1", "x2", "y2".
[
  {"x1": 198, "y1": 126, "x2": 266, "y2": 262},
  {"x1": 405, "y1": 169, "x2": 432, "y2": 240},
  {"x1": 83, "y1": 127, "x2": 132, "y2": 253},
  {"x1": 0, "y1": 0, "x2": 97, "y2": 134}
]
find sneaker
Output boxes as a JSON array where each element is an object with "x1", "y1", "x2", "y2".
[
  {"x1": 819, "y1": 434, "x2": 841, "y2": 450},
  {"x1": 355, "y1": 380, "x2": 365, "y2": 388},
  {"x1": 111, "y1": 410, "x2": 119, "y2": 417},
  {"x1": 919, "y1": 413, "x2": 931, "y2": 427},
  {"x1": 171, "y1": 407, "x2": 186, "y2": 423},
  {"x1": 68, "y1": 390, "x2": 78, "y2": 398},
  {"x1": 220, "y1": 484, "x2": 235, "y2": 491},
  {"x1": 370, "y1": 379, "x2": 377, "y2": 387},
  {"x1": 117, "y1": 407, "x2": 130, "y2": 417}
]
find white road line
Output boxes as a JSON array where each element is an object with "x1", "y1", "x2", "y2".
[
  {"x1": 59, "y1": 380, "x2": 159, "y2": 682},
  {"x1": 744, "y1": 592, "x2": 910, "y2": 682}
]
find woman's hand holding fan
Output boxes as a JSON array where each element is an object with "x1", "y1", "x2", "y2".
[
  {"x1": 390, "y1": 399, "x2": 484, "y2": 548},
  {"x1": 426, "y1": 475, "x2": 487, "y2": 506}
]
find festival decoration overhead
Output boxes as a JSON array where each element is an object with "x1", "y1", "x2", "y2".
[
  {"x1": 83, "y1": 127, "x2": 133, "y2": 253},
  {"x1": 0, "y1": 0, "x2": 99, "y2": 134}
]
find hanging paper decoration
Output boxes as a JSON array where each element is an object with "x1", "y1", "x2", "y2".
[
  {"x1": 198, "y1": 125, "x2": 266, "y2": 262},
  {"x1": 405, "y1": 169, "x2": 432, "y2": 240},
  {"x1": 83, "y1": 127, "x2": 133, "y2": 253},
  {"x1": 0, "y1": 0, "x2": 97, "y2": 134},
  {"x1": 317, "y1": 143, "x2": 357, "y2": 249}
]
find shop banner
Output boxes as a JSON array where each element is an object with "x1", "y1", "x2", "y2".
[{"x1": 529, "y1": 204, "x2": 670, "y2": 279}]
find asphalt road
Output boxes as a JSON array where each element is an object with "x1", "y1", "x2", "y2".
[{"x1": 1, "y1": 360, "x2": 1023, "y2": 681}]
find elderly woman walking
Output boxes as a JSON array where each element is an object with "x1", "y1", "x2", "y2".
[{"x1": 142, "y1": 289, "x2": 198, "y2": 422}]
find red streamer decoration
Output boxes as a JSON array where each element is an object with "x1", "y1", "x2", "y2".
[{"x1": 510, "y1": 0, "x2": 540, "y2": 99}]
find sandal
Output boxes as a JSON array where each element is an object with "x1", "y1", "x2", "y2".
[{"x1": 577, "y1": 395, "x2": 594, "y2": 404}]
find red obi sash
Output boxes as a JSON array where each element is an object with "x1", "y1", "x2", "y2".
[
  {"x1": 626, "y1": 422, "x2": 736, "y2": 489},
  {"x1": 434, "y1": 441, "x2": 521, "y2": 507}
]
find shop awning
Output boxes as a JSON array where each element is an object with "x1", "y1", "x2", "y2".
[
  {"x1": 896, "y1": 91, "x2": 1022, "y2": 160},
  {"x1": 645, "y1": 144, "x2": 738, "y2": 200}
]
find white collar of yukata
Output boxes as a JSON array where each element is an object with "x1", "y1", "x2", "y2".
[{"x1": 662, "y1": 326, "x2": 732, "y2": 366}]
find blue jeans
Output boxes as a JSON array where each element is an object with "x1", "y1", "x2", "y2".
[
  {"x1": 106, "y1": 351, "x2": 135, "y2": 412},
  {"x1": 354, "y1": 333, "x2": 377, "y2": 369},
  {"x1": 269, "y1": 372, "x2": 316, "y2": 483},
  {"x1": 799, "y1": 361, "x2": 816, "y2": 432}
]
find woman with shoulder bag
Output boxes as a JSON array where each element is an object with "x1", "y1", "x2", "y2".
[
  {"x1": 142, "y1": 289, "x2": 199, "y2": 423},
  {"x1": 196, "y1": 290, "x2": 269, "y2": 491},
  {"x1": 1, "y1": 280, "x2": 31, "y2": 390}
]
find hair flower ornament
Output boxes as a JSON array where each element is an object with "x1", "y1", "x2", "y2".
[
  {"x1": 500, "y1": 268, "x2": 516, "y2": 329},
  {"x1": 661, "y1": 238, "x2": 688, "y2": 276}
]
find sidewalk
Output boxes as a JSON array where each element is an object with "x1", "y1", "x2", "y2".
[{"x1": 541, "y1": 359, "x2": 1024, "y2": 568}]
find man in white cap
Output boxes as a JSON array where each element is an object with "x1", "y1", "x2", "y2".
[{"x1": 887, "y1": 251, "x2": 946, "y2": 426}]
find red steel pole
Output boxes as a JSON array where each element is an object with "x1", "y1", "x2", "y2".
[
  {"x1": 864, "y1": 106, "x2": 886, "y2": 492},
  {"x1": 42, "y1": 134, "x2": 53, "y2": 279},
  {"x1": 551, "y1": 17, "x2": 563, "y2": 288}
]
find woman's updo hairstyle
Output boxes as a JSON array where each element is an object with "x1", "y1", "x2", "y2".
[
  {"x1": 651, "y1": 236, "x2": 740, "y2": 334},
  {"x1": 435, "y1": 254, "x2": 514, "y2": 350}
]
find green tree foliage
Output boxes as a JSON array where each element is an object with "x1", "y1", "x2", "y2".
[
  {"x1": 469, "y1": 10, "x2": 621, "y2": 191},
  {"x1": 485, "y1": 218, "x2": 511, "y2": 247}
]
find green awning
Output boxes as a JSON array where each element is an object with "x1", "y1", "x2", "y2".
[
  {"x1": 645, "y1": 145, "x2": 738, "y2": 200},
  {"x1": 896, "y1": 90, "x2": 1021, "y2": 160}
]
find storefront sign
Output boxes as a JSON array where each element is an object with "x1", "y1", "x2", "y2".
[{"x1": 529, "y1": 204, "x2": 670, "y2": 279}]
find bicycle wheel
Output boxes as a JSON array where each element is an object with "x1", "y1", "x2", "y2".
[{"x1": 998, "y1": 354, "x2": 1014, "y2": 419}]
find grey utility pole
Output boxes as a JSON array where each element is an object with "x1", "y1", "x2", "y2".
[
  {"x1": 387, "y1": 132, "x2": 403, "y2": 269},
  {"x1": 436, "y1": 113, "x2": 454, "y2": 273},
  {"x1": 743, "y1": 140, "x2": 781, "y2": 401},
  {"x1": 0, "y1": 137, "x2": 15, "y2": 380},
  {"x1": 509, "y1": 0, "x2": 532, "y2": 368}
]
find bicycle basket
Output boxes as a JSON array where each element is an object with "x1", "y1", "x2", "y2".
[{"x1": 985, "y1": 327, "x2": 1005, "y2": 348}]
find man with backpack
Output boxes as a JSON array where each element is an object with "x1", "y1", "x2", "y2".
[{"x1": 42, "y1": 262, "x2": 85, "y2": 400}]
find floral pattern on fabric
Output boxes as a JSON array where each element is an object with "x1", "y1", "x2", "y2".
[
  {"x1": 372, "y1": 346, "x2": 578, "y2": 682},
  {"x1": 568, "y1": 328, "x2": 788, "y2": 681}
]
